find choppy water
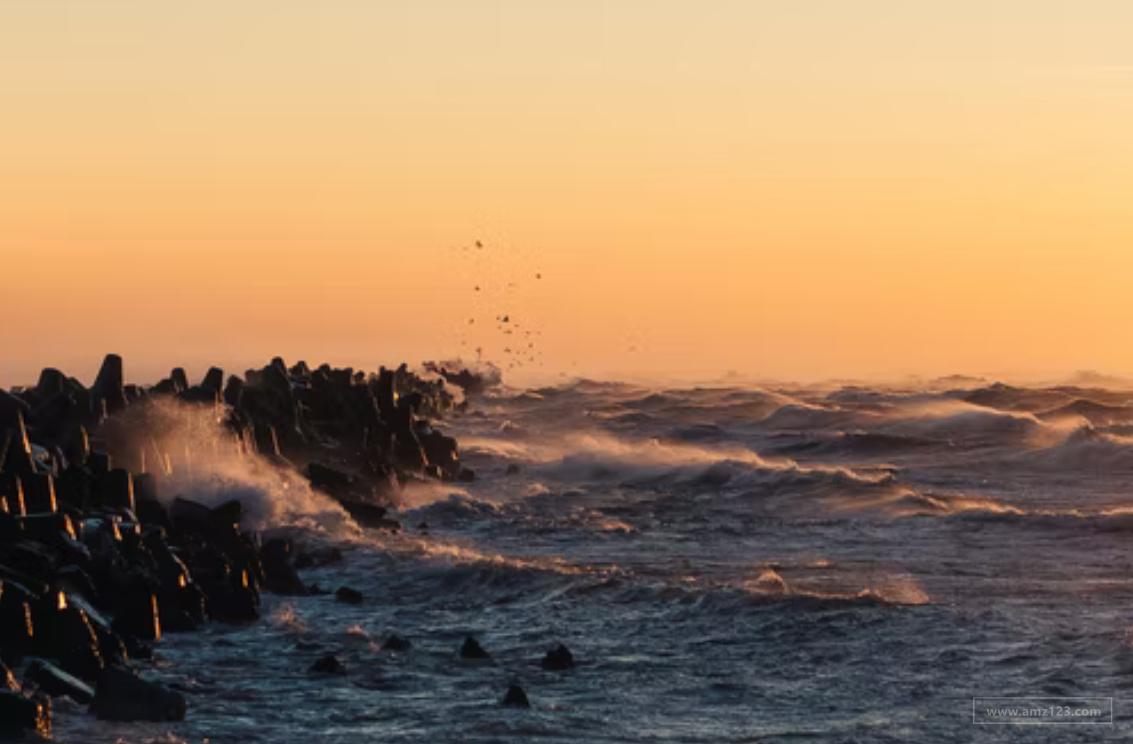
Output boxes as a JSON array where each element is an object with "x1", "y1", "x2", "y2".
[{"x1": 56, "y1": 379, "x2": 1133, "y2": 742}]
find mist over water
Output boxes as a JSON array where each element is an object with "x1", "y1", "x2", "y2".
[{"x1": 57, "y1": 376, "x2": 1133, "y2": 742}]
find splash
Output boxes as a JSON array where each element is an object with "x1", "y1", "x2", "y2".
[{"x1": 97, "y1": 398, "x2": 357, "y2": 534}]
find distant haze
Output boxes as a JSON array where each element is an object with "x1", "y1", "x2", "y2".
[{"x1": 3, "y1": 2, "x2": 1132, "y2": 387}]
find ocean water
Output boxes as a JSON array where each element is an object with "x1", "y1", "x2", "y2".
[{"x1": 54, "y1": 379, "x2": 1133, "y2": 742}]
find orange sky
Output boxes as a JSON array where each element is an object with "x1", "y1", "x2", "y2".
[{"x1": 2, "y1": 2, "x2": 1132, "y2": 387}]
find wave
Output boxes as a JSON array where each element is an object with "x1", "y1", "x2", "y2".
[
  {"x1": 768, "y1": 431, "x2": 941, "y2": 459},
  {"x1": 961, "y1": 383, "x2": 1075, "y2": 413},
  {"x1": 1013, "y1": 427, "x2": 1133, "y2": 471},
  {"x1": 757, "y1": 403, "x2": 877, "y2": 431},
  {"x1": 1037, "y1": 399, "x2": 1133, "y2": 427},
  {"x1": 878, "y1": 403, "x2": 1057, "y2": 445}
]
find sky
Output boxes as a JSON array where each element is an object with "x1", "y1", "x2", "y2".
[{"x1": 2, "y1": 1, "x2": 1132, "y2": 387}]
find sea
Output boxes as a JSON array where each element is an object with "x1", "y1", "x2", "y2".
[{"x1": 53, "y1": 377, "x2": 1133, "y2": 742}]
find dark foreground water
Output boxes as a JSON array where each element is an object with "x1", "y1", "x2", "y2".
[{"x1": 54, "y1": 379, "x2": 1133, "y2": 742}]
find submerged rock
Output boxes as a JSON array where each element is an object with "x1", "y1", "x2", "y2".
[
  {"x1": 382, "y1": 634, "x2": 412, "y2": 652},
  {"x1": 310, "y1": 653, "x2": 346, "y2": 674},
  {"x1": 334, "y1": 587, "x2": 363, "y2": 605},
  {"x1": 541, "y1": 644, "x2": 575, "y2": 671},
  {"x1": 501, "y1": 683, "x2": 531, "y2": 708},
  {"x1": 460, "y1": 636, "x2": 490, "y2": 660}
]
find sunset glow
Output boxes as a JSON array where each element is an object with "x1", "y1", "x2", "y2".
[{"x1": 3, "y1": 1, "x2": 1131, "y2": 384}]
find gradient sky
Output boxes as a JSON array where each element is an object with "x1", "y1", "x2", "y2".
[{"x1": 2, "y1": 1, "x2": 1132, "y2": 387}]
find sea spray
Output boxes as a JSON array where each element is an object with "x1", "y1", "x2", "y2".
[{"x1": 96, "y1": 398, "x2": 357, "y2": 534}]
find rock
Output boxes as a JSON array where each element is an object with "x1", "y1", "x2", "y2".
[
  {"x1": 112, "y1": 591, "x2": 161, "y2": 643},
  {"x1": 37, "y1": 598, "x2": 105, "y2": 682},
  {"x1": 0, "y1": 475, "x2": 24, "y2": 517},
  {"x1": 501, "y1": 684, "x2": 530, "y2": 708},
  {"x1": 420, "y1": 431, "x2": 460, "y2": 478},
  {"x1": 310, "y1": 653, "x2": 346, "y2": 674},
  {"x1": 20, "y1": 474, "x2": 56, "y2": 515},
  {"x1": 337, "y1": 499, "x2": 399, "y2": 531},
  {"x1": 91, "y1": 354, "x2": 127, "y2": 415},
  {"x1": 96, "y1": 469, "x2": 134, "y2": 512},
  {"x1": 541, "y1": 644, "x2": 575, "y2": 671},
  {"x1": 89, "y1": 666, "x2": 185, "y2": 722},
  {"x1": 212, "y1": 499, "x2": 243, "y2": 530},
  {"x1": 24, "y1": 658, "x2": 95, "y2": 704},
  {"x1": 460, "y1": 636, "x2": 490, "y2": 660},
  {"x1": 261, "y1": 539, "x2": 306, "y2": 596},
  {"x1": 505, "y1": 464, "x2": 521, "y2": 476},
  {"x1": 2, "y1": 414, "x2": 37, "y2": 478},
  {"x1": 223, "y1": 376, "x2": 245, "y2": 408},
  {"x1": 0, "y1": 690, "x2": 51, "y2": 739},
  {"x1": 306, "y1": 463, "x2": 358, "y2": 500},
  {"x1": 0, "y1": 391, "x2": 32, "y2": 432},
  {"x1": 201, "y1": 367, "x2": 224, "y2": 395},
  {"x1": 88, "y1": 451, "x2": 111, "y2": 475},
  {"x1": 14, "y1": 513, "x2": 74, "y2": 546},
  {"x1": 334, "y1": 587, "x2": 363, "y2": 605},
  {"x1": 382, "y1": 635, "x2": 411, "y2": 652},
  {"x1": 170, "y1": 368, "x2": 190, "y2": 394},
  {"x1": 253, "y1": 423, "x2": 280, "y2": 459},
  {"x1": 0, "y1": 581, "x2": 36, "y2": 665}
]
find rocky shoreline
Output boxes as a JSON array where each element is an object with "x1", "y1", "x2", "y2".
[{"x1": 0, "y1": 354, "x2": 480, "y2": 738}]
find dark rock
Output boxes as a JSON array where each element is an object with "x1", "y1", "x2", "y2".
[
  {"x1": 334, "y1": 587, "x2": 363, "y2": 605},
  {"x1": 34, "y1": 597, "x2": 104, "y2": 683},
  {"x1": 0, "y1": 391, "x2": 32, "y2": 431},
  {"x1": 111, "y1": 592, "x2": 161, "y2": 643},
  {"x1": 90, "y1": 666, "x2": 185, "y2": 722},
  {"x1": 181, "y1": 385, "x2": 219, "y2": 405},
  {"x1": 21, "y1": 474, "x2": 56, "y2": 515},
  {"x1": 88, "y1": 451, "x2": 111, "y2": 475},
  {"x1": 223, "y1": 375, "x2": 245, "y2": 408},
  {"x1": 460, "y1": 636, "x2": 490, "y2": 660},
  {"x1": 62, "y1": 425, "x2": 90, "y2": 469},
  {"x1": 34, "y1": 369, "x2": 67, "y2": 399},
  {"x1": 170, "y1": 368, "x2": 189, "y2": 393},
  {"x1": 0, "y1": 581, "x2": 37, "y2": 665},
  {"x1": 253, "y1": 423, "x2": 280, "y2": 458},
  {"x1": 91, "y1": 354, "x2": 127, "y2": 415},
  {"x1": 541, "y1": 644, "x2": 575, "y2": 671},
  {"x1": 501, "y1": 683, "x2": 530, "y2": 708},
  {"x1": 169, "y1": 497, "x2": 221, "y2": 538},
  {"x1": 310, "y1": 653, "x2": 346, "y2": 674},
  {"x1": 420, "y1": 431, "x2": 460, "y2": 478},
  {"x1": 0, "y1": 690, "x2": 50, "y2": 739},
  {"x1": 0, "y1": 475, "x2": 24, "y2": 517},
  {"x1": 306, "y1": 463, "x2": 357, "y2": 500},
  {"x1": 212, "y1": 499, "x2": 243, "y2": 529},
  {"x1": 201, "y1": 367, "x2": 224, "y2": 395},
  {"x1": 261, "y1": 539, "x2": 306, "y2": 596},
  {"x1": 97, "y1": 469, "x2": 134, "y2": 512},
  {"x1": 505, "y1": 464, "x2": 521, "y2": 476},
  {"x1": 24, "y1": 658, "x2": 95, "y2": 704},
  {"x1": 382, "y1": 635, "x2": 411, "y2": 652},
  {"x1": 2, "y1": 414, "x2": 37, "y2": 479}
]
